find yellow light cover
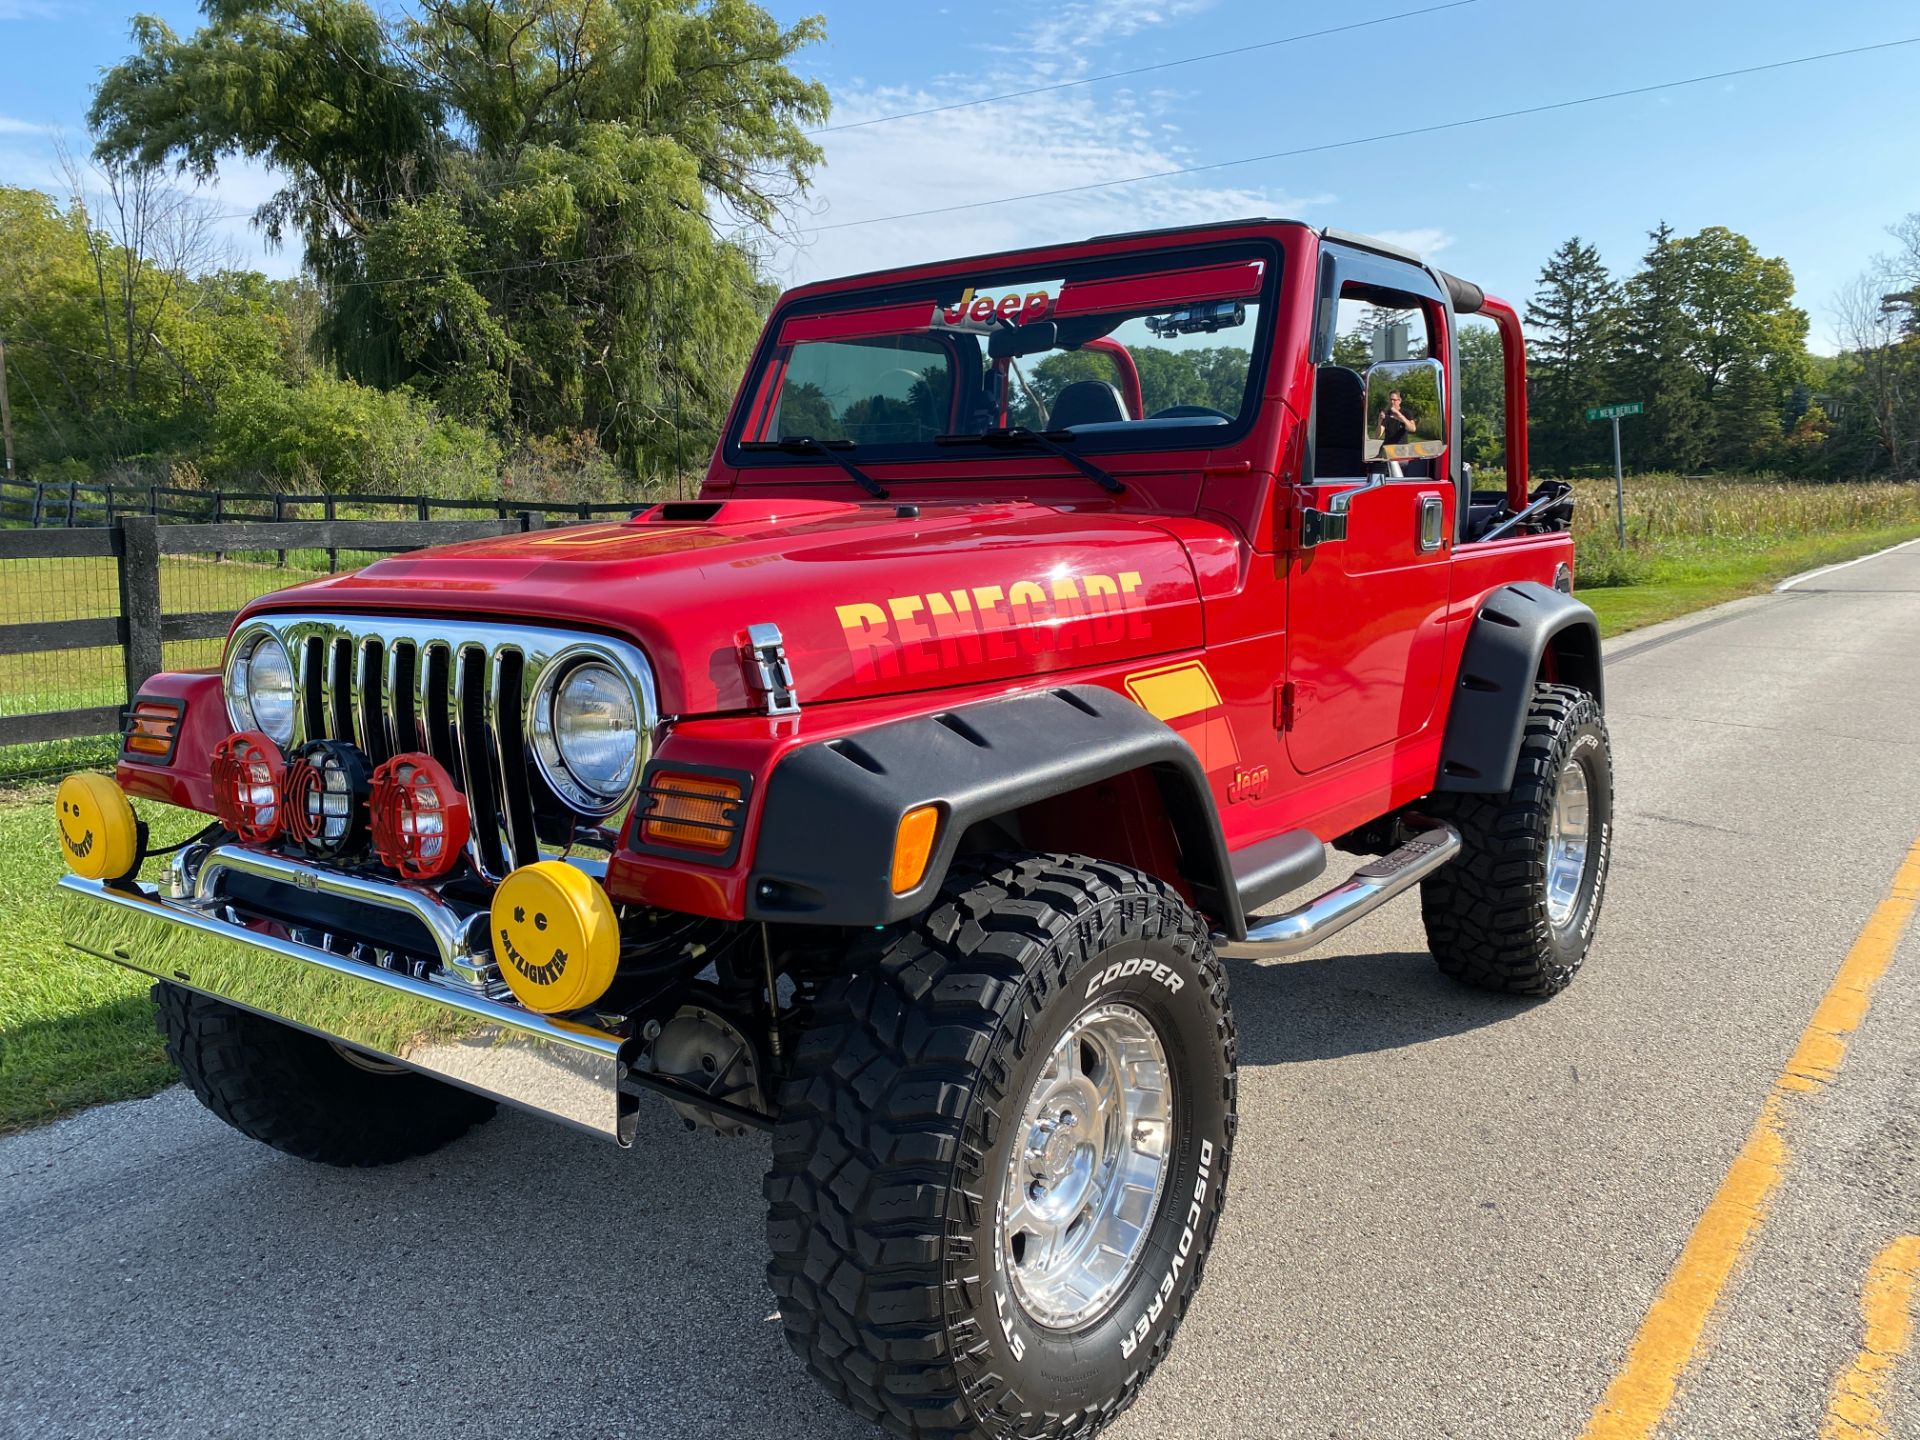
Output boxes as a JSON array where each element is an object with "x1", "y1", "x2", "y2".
[
  {"x1": 490, "y1": 861, "x2": 621, "y2": 1015},
  {"x1": 55, "y1": 772, "x2": 141, "y2": 882},
  {"x1": 891, "y1": 805, "x2": 941, "y2": 895}
]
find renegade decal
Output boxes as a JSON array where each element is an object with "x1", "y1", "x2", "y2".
[{"x1": 836, "y1": 570, "x2": 1149, "y2": 681}]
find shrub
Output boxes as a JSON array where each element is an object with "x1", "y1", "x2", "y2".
[{"x1": 209, "y1": 373, "x2": 500, "y2": 496}]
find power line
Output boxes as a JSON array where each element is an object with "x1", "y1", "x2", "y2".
[
  {"x1": 806, "y1": 0, "x2": 1481, "y2": 135},
  {"x1": 797, "y1": 35, "x2": 1920, "y2": 234},
  {"x1": 186, "y1": 33, "x2": 1920, "y2": 293}
]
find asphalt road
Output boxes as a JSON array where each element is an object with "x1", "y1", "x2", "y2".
[{"x1": 6, "y1": 542, "x2": 1920, "y2": 1440}]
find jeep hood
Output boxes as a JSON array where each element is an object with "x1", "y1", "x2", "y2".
[{"x1": 241, "y1": 498, "x2": 1204, "y2": 713}]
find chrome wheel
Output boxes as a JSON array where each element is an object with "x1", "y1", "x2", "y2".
[
  {"x1": 1545, "y1": 757, "x2": 1591, "y2": 929},
  {"x1": 999, "y1": 1001, "x2": 1172, "y2": 1329}
]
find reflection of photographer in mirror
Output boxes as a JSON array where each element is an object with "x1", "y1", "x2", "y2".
[{"x1": 1378, "y1": 390, "x2": 1417, "y2": 449}]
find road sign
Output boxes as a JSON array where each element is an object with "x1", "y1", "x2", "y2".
[{"x1": 1587, "y1": 402, "x2": 1643, "y2": 544}]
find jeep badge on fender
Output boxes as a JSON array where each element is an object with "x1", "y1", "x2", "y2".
[{"x1": 57, "y1": 221, "x2": 1609, "y2": 1440}]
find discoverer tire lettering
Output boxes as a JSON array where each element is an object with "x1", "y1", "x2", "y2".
[{"x1": 764, "y1": 854, "x2": 1237, "y2": 1440}]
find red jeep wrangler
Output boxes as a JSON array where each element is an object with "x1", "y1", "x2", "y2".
[{"x1": 57, "y1": 220, "x2": 1610, "y2": 1440}]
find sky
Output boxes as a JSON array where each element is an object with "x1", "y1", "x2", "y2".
[{"x1": 2, "y1": 0, "x2": 1917, "y2": 353}]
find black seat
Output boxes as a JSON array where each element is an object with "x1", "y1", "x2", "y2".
[
  {"x1": 1049, "y1": 380, "x2": 1128, "y2": 430},
  {"x1": 1313, "y1": 367, "x2": 1366, "y2": 477}
]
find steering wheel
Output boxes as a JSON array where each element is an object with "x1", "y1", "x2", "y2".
[{"x1": 1150, "y1": 405, "x2": 1233, "y2": 421}]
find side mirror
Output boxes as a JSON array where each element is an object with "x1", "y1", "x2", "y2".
[{"x1": 1364, "y1": 358, "x2": 1447, "y2": 463}]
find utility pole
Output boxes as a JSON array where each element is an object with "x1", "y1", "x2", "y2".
[{"x1": 0, "y1": 336, "x2": 16, "y2": 479}]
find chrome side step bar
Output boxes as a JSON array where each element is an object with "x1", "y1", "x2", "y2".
[{"x1": 1213, "y1": 821, "x2": 1461, "y2": 959}]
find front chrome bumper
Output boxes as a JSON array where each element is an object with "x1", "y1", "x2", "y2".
[{"x1": 60, "y1": 874, "x2": 638, "y2": 1145}]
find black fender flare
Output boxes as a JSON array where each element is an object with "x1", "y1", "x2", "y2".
[
  {"x1": 1435, "y1": 581, "x2": 1605, "y2": 794},
  {"x1": 745, "y1": 684, "x2": 1244, "y2": 933}
]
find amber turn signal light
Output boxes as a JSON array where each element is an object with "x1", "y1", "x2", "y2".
[
  {"x1": 122, "y1": 697, "x2": 182, "y2": 761},
  {"x1": 640, "y1": 774, "x2": 743, "y2": 851},
  {"x1": 891, "y1": 805, "x2": 941, "y2": 894}
]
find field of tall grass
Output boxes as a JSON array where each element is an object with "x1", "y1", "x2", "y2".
[
  {"x1": 1532, "y1": 472, "x2": 1920, "y2": 632},
  {"x1": 1566, "y1": 473, "x2": 1920, "y2": 587}
]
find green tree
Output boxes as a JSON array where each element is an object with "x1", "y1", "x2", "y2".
[
  {"x1": 1524, "y1": 237, "x2": 1618, "y2": 474},
  {"x1": 89, "y1": 0, "x2": 829, "y2": 473},
  {"x1": 1616, "y1": 222, "x2": 1709, "y2": 473},
  {"x1": 1457, "y1": 320, "x2": 1505, "y2": 470},
  {"x1": 1667, "y1": 226, "x2": 1807, "y2": 468}
]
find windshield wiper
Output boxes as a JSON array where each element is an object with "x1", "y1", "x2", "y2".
[
  {"x1": 934, "y1": 428, "x2": 1125, "y2": 495},
  {"x1": 740, "y1": 436, "x2": 889, "y2": 500}
]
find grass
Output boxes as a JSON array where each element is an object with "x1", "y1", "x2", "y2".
[
  {"x1": 1579, "y1": 524, "x2": 1920, "y2": 634},
  {"x1": 0, "y1": 790, "x2": 206, "y2": 1133},
  {"x1": 1567, "y1": 475, "x2": 1920, "y2": 635}
]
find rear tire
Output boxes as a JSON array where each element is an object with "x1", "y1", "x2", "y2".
[
  {"x1": 1420, "y1": 683, "x2": 1613, "y2": 996},
  {"x1": 154, "y1": 983, "x2": 496, "y2": 1166},
  {"x1": 765, "y1": 853, "x2": 1236, "y2": 1440}
]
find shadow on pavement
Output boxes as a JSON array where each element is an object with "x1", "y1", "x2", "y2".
[
  {"x1": 1, "y1": 1091, "x2": 880, "y2": 1440},
  {"x1": 1224, "y1": 948, "x2": 1534, "y2": 1066}
]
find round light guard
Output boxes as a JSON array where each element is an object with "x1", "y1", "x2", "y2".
[
  {"x1": 283, "y1": 740, "x2": 374, "y2": 859},
  {"x1": 211, "y1": 731, "x2": 287, "y2": 843},
  {"x1": 529, "y1": 649, "x2": 646, "y2": 814},
  {"x1": 370, "y1": 752, "x2": 470, "y2": 880},
  {"x1": 222, "y1": 629, "x2": 296, "y2": 747}
]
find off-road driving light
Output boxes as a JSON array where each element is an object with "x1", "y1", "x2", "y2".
[
  {"x1": 640, "y1": 773, "x2": 744, "y2": 851},
  {"x1": 210, "y1": 731, "x2": 287, "y2": 843},
  {"x1": 370, "y1": 752, "x2": 469, "y2": 880},
  {"x1": 531, "y1": 656, "x2": 641, "y2": 812},
  {"x1": 54, "y1": 772, "x2": 142, "y2": 882},
  {"x1": 222, "y1": 630, "x2": 296, "y2": 747},
  {"x1": 283, "y1": 740, "x2": 373, "y2": 859},
  {"x1": 490, "y1": 860, "x2": 620, "y2": 1014},
  {"x1": 891, "y1": 805, "x2": 941, "y2": 894}
]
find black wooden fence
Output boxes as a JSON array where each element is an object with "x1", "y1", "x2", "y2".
[
  {"x1": 0, "y1": 513, "x2": 536, "y2": 755},
  {"x1": 0, "y1": 477, "x2": 642, "y2": 530}
]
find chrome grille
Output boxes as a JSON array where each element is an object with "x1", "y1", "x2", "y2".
[{"x1": 227, "y1": 614, "x2": 657, "y2": 882}]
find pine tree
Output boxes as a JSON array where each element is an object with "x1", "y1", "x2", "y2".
[
  {"x1": 1616, "y1": 223, "x2": 1708, "y2": 473},
  {"x1": 1524, "y1": 237, "x2": 1618, "y2": 474}
]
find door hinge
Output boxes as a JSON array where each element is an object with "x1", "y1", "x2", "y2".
[{"x1": 1274, "y1": 681, "x2": 1296, "y2": 731}]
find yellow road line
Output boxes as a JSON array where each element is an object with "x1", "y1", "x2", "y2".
[
  {"x1": 1821, "y1": 1236, "x2": 1920, "y2": 1440},
  {"x1": 1579, "y1": 836, "x2": 1920, "y2": 1440}
]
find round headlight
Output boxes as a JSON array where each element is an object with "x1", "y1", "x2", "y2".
[
  {"x1": 532, "y1": 656, "x2": 643, "y2": 812},
  {"x1": 225, "y1": 632, "x2": 296, "y2": 747}
]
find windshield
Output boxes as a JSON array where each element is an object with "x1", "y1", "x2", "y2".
[{"x1": 730, "y1": 245, "x2": 1275, "y2": 464}]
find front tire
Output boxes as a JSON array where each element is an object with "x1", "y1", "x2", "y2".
[
  {"x1": 765, "y1": 854, "x2": 1236, "y2": 1440},
  {"x1": 1421, "y1": 683, "x2": 1613, "y2": 995},
  {"x1": 155, "y1": 983, "x2": 496, "y2": 1166}
]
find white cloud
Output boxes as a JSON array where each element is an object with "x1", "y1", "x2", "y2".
[
  {"x1": 1016, "y1": 0, "x2": 1217, "y2": 62},
  {"x1": 765, "y1": 6, "x2": 1329, "y2": 286},
  {"x1": 1369, "y1": 227, "x2": 1454, "y2": 258},
  {"x1": 0, "y1": 115, "x2": 53, "y2": 136}
]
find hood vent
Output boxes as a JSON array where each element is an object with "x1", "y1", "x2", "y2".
[{"x1": 627, "y1": 498, "x2": 862, "y2": 528}]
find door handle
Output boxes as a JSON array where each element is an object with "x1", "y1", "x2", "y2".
[{"x1": 1418, "y1": 494, "x2": 1446, "y2": 552}]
